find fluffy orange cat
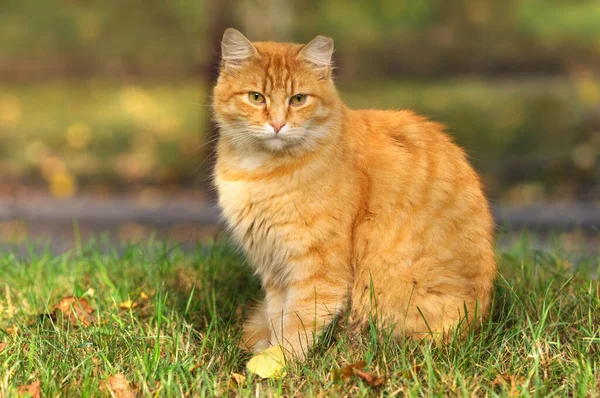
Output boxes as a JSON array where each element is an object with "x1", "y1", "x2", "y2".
[{"x1": 212, "y1": 28, "x2": 496, "y2": 359}]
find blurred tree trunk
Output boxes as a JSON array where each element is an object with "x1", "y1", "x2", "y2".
[
  {"x1": 238, "y1": 0, "x2": 293, "y2": 41},
  {"x1": 201, "y1": 0, "x2": 236, "y2": 203}
]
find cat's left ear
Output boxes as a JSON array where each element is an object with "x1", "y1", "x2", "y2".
[
  {"x1": 299, "y1": 35, "x2": 334, "y2": 78},
  {"x1": 221, "y1": 28, "x2": 257, "y2": 70}
]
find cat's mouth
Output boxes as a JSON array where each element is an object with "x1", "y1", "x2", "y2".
[{"x1": 259, "y1": 134, "x2": 288, "y2": 151}]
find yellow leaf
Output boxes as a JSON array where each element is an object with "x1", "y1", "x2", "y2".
[
  {"x1": 246, "y1": 345, "x2": 287, "y2": 379},
  {"x1": 230, "y1": 372, "x2": 246, "y2": 386},
  {"x1": 119, "y1": 299, "x2": 135, "y2": 309}
]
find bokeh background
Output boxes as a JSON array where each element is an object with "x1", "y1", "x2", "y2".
[{"x1": 0, "y1": 0, "x2": 599, "y2": 245}]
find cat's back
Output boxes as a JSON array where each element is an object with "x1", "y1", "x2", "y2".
[
  {"x1": 347, "y1": 108, "x2": 456, "y2": 156},
  {"x1": 345, "y1": 106, "x2": 494, "y2": 263},
  {"x1": 346, "y1": 107, "x2": 496, "y2": 335},
  {"x1": 345, "y1": 108, "x2": 479, "y2": 195}
]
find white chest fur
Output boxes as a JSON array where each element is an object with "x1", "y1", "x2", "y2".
[{"x1": 217, "y1": 176, "x2": 305, "y2": 283}]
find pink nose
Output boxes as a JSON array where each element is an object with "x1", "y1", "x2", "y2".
[{"x1": 269, "y1": 121, "x2": 286, "y2": 134}]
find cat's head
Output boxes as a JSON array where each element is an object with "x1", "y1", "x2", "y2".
[{"x1": 213, "y1": 28, "x2": 341, "y2": 155}]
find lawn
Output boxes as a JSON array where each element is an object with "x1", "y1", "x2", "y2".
[{"x1": 0, "y1": 234, "x2": 598, "y2": 396}]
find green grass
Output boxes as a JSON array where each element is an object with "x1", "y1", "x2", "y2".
[{"x1": 0, "y1": 234, "x2": 598, "y2": 396}]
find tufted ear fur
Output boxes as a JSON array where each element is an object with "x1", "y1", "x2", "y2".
[
  {"x1": 298, "y1": 35, "x2": 334, "y2": 76},
  {"x1": 221, "y1": 28, "x2": 257, "y2": 69}
]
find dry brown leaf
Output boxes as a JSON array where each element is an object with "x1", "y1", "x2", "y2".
[
  {"x1": 355, "y1": 368, "x2": 385, "y2": 388},
  {"x1": 0, "y1": 342, "x2": 7, "y2": 351},
  {"x1": 333, "y1": 361, "x2": 385, "y2": 388},
  {"x1": 230, "y1": 372, "x2": 246, "y2": 388},
  {"x1": 55, "y1": 296, "x2": 93, "y2": 314},
  {"x1": 231, "y1": 372, "x2": 246, "y2": 385},
  {"x1": 332, "y1": 360, "x2": 367, "y2": 380},
  {"x1": 53, "y1": 296, "x2": 95, "y2": 327},
  {"x1": 6, "y1": 325, "x2": 18, "y2": 335},
  {"x1": 492, "y1": 374, "x2": 506, "y2": 387},
  {"x1": 107, "y1": 374, "x2": 135, "y2": 398},
  {"x1": 17, "y1": 380, "x2": 41, "y2": 398}
]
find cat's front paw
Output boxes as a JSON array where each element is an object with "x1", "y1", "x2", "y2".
[{"x1": 239, "y1": 337, "x2": 271, "y2": 353}]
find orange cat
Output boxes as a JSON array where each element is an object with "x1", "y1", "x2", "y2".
[{"x1": 212, "y1": 29, "x2": 496, "y2": 359}]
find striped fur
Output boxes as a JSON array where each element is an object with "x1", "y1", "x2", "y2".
[{"x1": 212, "y1": 30, "x2": 496, "y2": 358}]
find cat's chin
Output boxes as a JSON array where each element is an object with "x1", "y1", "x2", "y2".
[{"x1": 260, "y1": 136, "x2": 288, "y2": 152}]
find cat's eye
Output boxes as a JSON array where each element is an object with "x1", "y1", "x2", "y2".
[
  {"x1": 248, "y1": 92, "x2": 266, "y2": 104},
  {"x1": 289, "y1": 94, "x2": 308, "y2": 106}
]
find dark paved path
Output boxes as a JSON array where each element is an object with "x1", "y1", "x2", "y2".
[
  {"x1": 1, "y1": 196, "x2": 598, "y2": 230},
  {"x1": 0, "y1": 196, "x2": 598, "y2": 255}
]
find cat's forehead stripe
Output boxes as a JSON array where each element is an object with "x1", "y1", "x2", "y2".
[{"x1": 258, "y1": 52, "x2": 297, "y2": 95}]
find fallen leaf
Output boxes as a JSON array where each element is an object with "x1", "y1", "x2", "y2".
[
  {"x1": 333, "y1": 360, "x2": 385, "y2": 388},
  {"x1": 6, "y1": 325, "x2": 18, "y2": 335},
  {"x1": 53, "y1": 296, "x2": 95, "y2": 326},
  {"x1": 228, "y1": 372, "x2": 247, "y2": 389},
  {"x1": 119, "y1": 292, "x2": 152, "y2": 314},
  {"x1": 355, "y1": 368, "x2": 385, "y2": 388},
  {"x1": 332, "y1": 360, "x2": 367, "y2": 380},
  {"x1": 55, "y1": 296, "x2": 93, "y2": 314},
  {"x1": 17, "y1": 380, "x2": 40, "y2": 398},
  {"x1": 119, "y1": 299, "x2": 136, "y2": 310},
  {"x1": 246, "y1": 345, "x2": 287, "y2": 379},
  {"x1": 106, "y1": 374, "x2": 135, "y2": 398},
  {"x1": 231, "y1": 372, "x2": 246, "y2": 384},
  {"x1": 0, "y1": 342, "x2": 7, "y2": 351}
]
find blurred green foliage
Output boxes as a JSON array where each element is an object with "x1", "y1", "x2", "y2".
[
  {"x1": 1, "y1": 0, "x2": 600, "y2": 77},
  {"x1": 0, "y1": 0, "x2": 207, "y2": 75},
  {"x1": 1, "y1": 78, "x2": 598, "y2": 202},
  {"x1": 0, "y1": 0, "x2": 599, "y2": 203}
]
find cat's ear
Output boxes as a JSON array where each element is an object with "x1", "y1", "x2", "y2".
[
  {"x1": 299, "y1": 35, "x2": 334, "y2": 76},
  {"x1": 221, "y1": 28, "x2": 257, "y2": 69}
]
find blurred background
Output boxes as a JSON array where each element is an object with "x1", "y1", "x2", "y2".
[{"x1": 0, "y1": 0, "x2": 599, "y2": 248}]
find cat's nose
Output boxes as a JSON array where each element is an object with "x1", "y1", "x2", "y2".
[{"x1": 269, "y1": 121, "x2": 286, "y2": 134}]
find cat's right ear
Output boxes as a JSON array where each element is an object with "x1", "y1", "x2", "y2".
[
  {"x1": 221, "y1": 28, "x2": 257, "y2": 70},
  {"x1": 299, "y1": 35, "x2": 334, "y2": 78}
]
